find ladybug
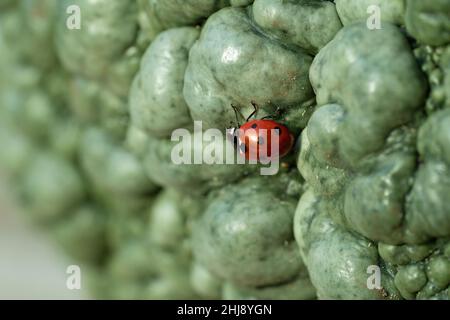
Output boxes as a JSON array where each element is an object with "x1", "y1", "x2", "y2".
[{"x1": 229, "y1": 102, "x2": 295, "y2": 161}]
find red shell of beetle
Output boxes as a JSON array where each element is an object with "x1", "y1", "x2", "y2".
[{"x1": 237, "y1": 119, "x2": 294, "y2": 161}]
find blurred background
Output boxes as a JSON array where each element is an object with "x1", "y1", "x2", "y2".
[{"x1": 0, "y1": 174, "x2": 86, "y2": 299}]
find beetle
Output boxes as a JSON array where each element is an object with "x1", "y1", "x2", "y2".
[{"x1": 228, "y1": 102, "x2": 295, "y2": 161}]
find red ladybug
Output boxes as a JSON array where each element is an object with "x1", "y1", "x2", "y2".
[{"x1": 230, "y1": 102, "x2": 295, "y2": 161}]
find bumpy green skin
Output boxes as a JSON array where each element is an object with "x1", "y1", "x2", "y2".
[
  {"x1": 20, "y1": 153, "x2": 85, "y2": 223},
  {"x1": 66, "y1": 77, "x2": 130, "y2": 139},
  {"x1": 414, "y1": 45, "x2": 450, "y2": 114},
  {"x1": 296, "y1": 19, "x2": 450, "y2": 299},
  {"x1": 405, "y1": 0, "x2": 450, "y2": 46},
  {"x1": 79, "y1": 127, "x2": 159, "y2": 216},
  {"x1": 143, "y1": 136, "x2": 258, "y2": 193},
  {"x1": 0, "y1": 127, "x2": 33, "y2": 177},
  {"x1": 130, "y1": 28, "x2": 200, "y2": 138},
  {"x1": 231, "y1": 0, "x2": 254, "y2": 6},
  {"x1": 335, "y1": 0, "x2": 405, "y2": 25},
  {"x1": 222, "y1": 275, "x2": 315, "y2": 300},
  {"x1": 79, "y1": 127, "x2": 157, "y2": 197},
  {"x1": 184, "y1": 7, "x2": 314, "y2": 131},
  {"x1": 252, "y1": 0, "x2": 342, "y2": 54},
  {"x1": 51, "y1": 206, "x2": 107, "y2": 265},
  {"x1": 56, "y1": 0, "x2": 138, "y2": 83},
  {"x1": 304, "y1": 24, "x2": 426, "y2": 243},
  {"x1": 190, "y1": 263, "x2": 223, "y2": 299},
  {"x1": 17, "y1": 0, "x2": 59, "y2": 69},
  {"x1": 379, "y1": 239, "x2": 450, "y2": 300},
  {"x1": 1, "y1": 0, "x2": 450, "y2": 301},
  {"x1": 192, "y1": 174, "x2": 315, "y2": 298},
  {"x1": 294, "y1": 190, "x2": 401, "y2": 299},
  {"x1": 127, "y1": 2, "x2": 325, "y2": 193},
  {"x1": 106, "y1": 189, "x2": 202, "y2": 299},
  {"x1": 139, "y1": 0, "x2": 229, "y2": 41},
  {"x1": 55, "y1": 0, "x2": 143, "y2": 139}
]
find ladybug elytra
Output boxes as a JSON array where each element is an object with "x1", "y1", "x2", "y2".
[{"x1": 229, "y1": 102, "x2": 295, "y2": 161}]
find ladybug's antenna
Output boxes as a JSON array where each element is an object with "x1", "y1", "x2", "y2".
[
  {"x1": 247, "y1": 101, "x2": 259, "y2": 122},
  {"x1": 231, "y1": 104, "x2": 242, "y2": 127}
]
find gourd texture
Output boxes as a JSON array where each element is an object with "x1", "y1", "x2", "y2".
[{"x1": 0, "y1": 0, "x2": 448, "y2": 300}]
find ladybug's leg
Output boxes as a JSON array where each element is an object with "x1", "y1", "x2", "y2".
[
  {"x1": 247, "y1": 101, "x2": 259, "y2": 122},
  {"x1": 275, "y1": 106, "x2": 287, "y2": 120},
  {"x1": 261, "y1": 106, "x2": 284, "y2": 120},
  {"x1": 226, "y1": 127, "x2": 239, "y2": 147}
]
